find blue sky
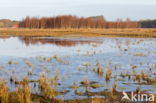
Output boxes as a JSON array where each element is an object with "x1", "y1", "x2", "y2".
[{"x1": 0, "y1": 0, "x2": 156, "y2": 20}]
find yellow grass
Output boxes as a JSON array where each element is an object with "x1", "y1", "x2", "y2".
[
  {"x1": 0, "y1": 79, "x2": 9, "y2": 103},
  {"x1": 0, "y1": 28, "x2": 156, "y2": 37}
]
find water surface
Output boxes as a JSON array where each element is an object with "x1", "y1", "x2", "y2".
[{"x1": 0, "y1": 36, "x2": 155, "y2": 100}]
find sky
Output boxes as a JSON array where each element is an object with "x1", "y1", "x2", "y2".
[{"x1": 0, "y1": 0, "x2": 156, "y2": 21}]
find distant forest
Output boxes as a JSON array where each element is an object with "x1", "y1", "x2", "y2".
[
  {"x1": 139, "y1": 20, "x2": 156, "y2": 28},
  {"x1": 0, "y1": 15, "x2": 156, "y2": 28},
  {"x1": 0, "y1": 19, "x2": 18, "y2": 28},
  {"x1": 19, "y1": 15, "x2": 139, "y2": 28}
]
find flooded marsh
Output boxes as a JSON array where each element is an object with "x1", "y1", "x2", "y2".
[{"x1": 0, "y1": 36, "x2": 156, "y2": 103}]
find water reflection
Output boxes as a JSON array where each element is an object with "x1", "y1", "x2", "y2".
[
  {"x1": 0, "y1": 36, "x2": 103, "y2": 57},
  {"x1": 19, "y1": 37, "x2": 102, "y2": 47},
  {"x1": 0, "y1": 36, "x2": 11, "y2": 39}
]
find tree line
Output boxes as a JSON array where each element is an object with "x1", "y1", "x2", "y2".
[
  {"x1": 139, "y1": 20, "x2": 156, "y2": 28},
  {"x1": 19, "y1": 15, "x2": 139, "y2": 29},
  {"x1": 0, "y1": 19, "x2": 18, "y2": 28}
]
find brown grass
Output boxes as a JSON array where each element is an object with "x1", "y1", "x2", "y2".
[
  {"x1": 0, "y1": 78, "x2": 9, "y2": 103},
  {"x1": 0, "y1": 28, "x2": 156, "y2": 38},
  {"x1": 11, "y1": 76, "x2": 31, "y2": 103},
  {"x1": 105, "y1": 68, "x2": 112, "y2": 81}
]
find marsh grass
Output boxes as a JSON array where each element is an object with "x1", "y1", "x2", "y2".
[
  {"x1": 25, "y1": 60, "x2": 34, "y2": 68},
  {"x1": 11, "y1": 76, "x2": 31, "y2": 103},
  {"x1": 105, "y1": 68, "x2": 112, "y2": 81},
  {"x1": 110, "y1": 83, "x2": 117, "y2": 99},
  {"x1": 83, "y1": 63, "x2": 91, "y2": 71},
  {"x1": 80, "y1": 79, "x2": 90, "y2": 86},
  {"x1": 134, "y1": 53, "x2": 146, "y2": 56},
  {"x1": 96, "y1": 62, "x2": 104, "y2": 76},
  {"x1": 38, "y1": 74, "x2": 52, "y2": 98},
  {"x1": 38, "y1": 72, "x2": 58, "y2": 99},
  {"x1": 131, "y1": 65, "x2": 138, "y2": 70},
  {"x1": 71, "y1": 81, "x2": 81, "y2": 95},
  {"x1": 0, "y1": 78, "x2": 9, "y2": 103},
  {"x1": 8, "y1": 60, "x2": 19, "y2": 65},
  {"x1": 141, "y1": 71, "x2": 149, "y2": 80},
  {"x1": 91, "y1": 96, "x2": 102, "y2": 103},
  {"x1": 120, "y1": 72, "x2": 126, "y2": 78},
  {"x1": 0, "y1": 28, "x2": 156, "y2": 37},
  {"x1": 0, "y1": 76, "x2": 155, "y2": 103},
  {"x1": 80, "y1": 79, "x2": 91, "y2": 93},
  {"x1": 93, "y1": 62, "x2": 104, "y2": 76},
  {"x1": 134, "y1": 73, "x2": 141, "y2": 82},
  {"x1": 90, "y1": 84, "x2": 104, "y2": 89},
  {"x1": 13, "y1": 85, "x2": 31, "y2": 103},
  {"x1": 53, "y1": 55, "x2": 69, "y2": 64},
  {"x1": 126, "y1": 72, "x2": 131, "y2": 79}
]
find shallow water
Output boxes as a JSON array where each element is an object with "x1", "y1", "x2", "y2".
[{"x1": 0, "y1": 36, "x2": 156, "y2": 100}]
